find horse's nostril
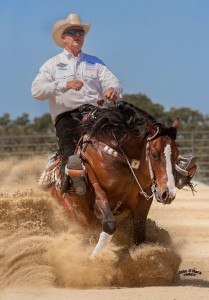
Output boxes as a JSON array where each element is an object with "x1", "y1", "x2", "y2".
[{"x1": 162, "y1": 191, "x2": 168, "y2": 201}]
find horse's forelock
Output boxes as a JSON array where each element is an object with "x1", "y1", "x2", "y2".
[{"x1": 158, "y1": 125, "x2": 177, "y2": 140}]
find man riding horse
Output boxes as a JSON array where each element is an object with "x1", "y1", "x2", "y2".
[
  {"x1": 32, "y1": 13, "x2": 123, "y2": 194},
  {"x1": 31, "y1": 12, "x2": 197, "y2": 195}
]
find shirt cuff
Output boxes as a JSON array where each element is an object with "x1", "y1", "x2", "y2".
[
  {"x1": 111, "y1": 86, "x2": 123, "y2": 98},
  {"x1": 56, "y1": 80, "x2": 68, "y2": 92}
]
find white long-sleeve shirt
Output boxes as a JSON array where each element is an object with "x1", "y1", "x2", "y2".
[{"x1": 31, "y1": 49, "x2": 123, "y2": 123}]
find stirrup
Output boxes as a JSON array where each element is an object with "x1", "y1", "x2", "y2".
[
  {"x1": 175, "y1": 156, "x2": 198, "y2": 191},
  {"x1": 176, "y1": 156, "x2": 198, "y2": 174},
  {"x1": 65, "y1": 155, "x2": 86, "y2": 196}
]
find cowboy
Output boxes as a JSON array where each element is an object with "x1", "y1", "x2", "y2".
[{"x1": 31, "y1": 13, "x2": 123, "y2": 195}]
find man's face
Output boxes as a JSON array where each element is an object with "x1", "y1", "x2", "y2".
[{"x1": 61, "y1": 26, "x2": 85, "y2": 53}]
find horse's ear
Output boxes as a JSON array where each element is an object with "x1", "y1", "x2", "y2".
[{"x1": 172, "y1": 117, "x2": 180, "y2": 130}]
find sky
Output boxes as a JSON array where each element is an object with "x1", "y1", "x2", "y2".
[{"x1": 0, "y1": 0, "x2": 209, "y2": 120}]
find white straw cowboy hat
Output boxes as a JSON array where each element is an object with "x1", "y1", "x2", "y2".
[{"x1": 52, "y1": 13, "x2": 91, "y2": 48}]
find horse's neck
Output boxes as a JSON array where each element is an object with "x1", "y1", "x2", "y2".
[
  {"x1": 97, "y1": 134, "x2": 149, "y2": 173},
  {"x1": 120, "y1": 137, "x2": 145, "y2": 160},
  {"x1": 120, "y1": 138, "x2": 152, "y2": 189}
]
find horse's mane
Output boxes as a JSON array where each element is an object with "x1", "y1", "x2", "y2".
[{"x1": 81, "y1": 101, "x2": 176, "y2": 140}]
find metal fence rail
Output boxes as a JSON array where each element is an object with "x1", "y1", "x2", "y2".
[
  {"x1": 0, "y1": 135, "x2": 56, "y2": 156},
  {"x1": 176, "y1": 131, "x2": 209, "y2": 184},
  {"x1": 0, "y1": 131, "x2": 208, "y2": 184}
]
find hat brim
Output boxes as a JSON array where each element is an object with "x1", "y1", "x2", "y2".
[{"x1": 52, "y1": 20, "x2": 91, "y2": 48}]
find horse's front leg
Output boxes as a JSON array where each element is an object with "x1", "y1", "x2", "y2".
[
  {"x1": 90, "y1": 182, "x2": 116, "y2": 259},
  {"x1": 131, "y1": 193, "x2": 153, "y2": 245}
]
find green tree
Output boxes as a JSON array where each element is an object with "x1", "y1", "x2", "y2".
[
  {"x1": 33, "y1": 113, "x2": 54, "y2": 134},
  {"x1": 0, "y1": 113, "x2": 11, "y2": 126},
  {"x1": 165, "y1": 107, "x2": 208, "y2": 131},
  {"x1": 13, "y1": 113, "x2": 30, "y2": 126},
  {"x1": 123, "y1": 93, "x2": 165, "y2": 120}
]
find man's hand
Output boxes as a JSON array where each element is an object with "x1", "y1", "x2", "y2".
[
  {"x1": 104, "y1": 88, "x2": 118, "y2": 101},
  {"x1": 66, "y1": 80, "x2": 83, "y2": 91}
]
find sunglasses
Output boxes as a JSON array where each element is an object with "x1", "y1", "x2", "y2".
[{"x1": 64, "y1": 28, "x2": 85, "y2": 36}]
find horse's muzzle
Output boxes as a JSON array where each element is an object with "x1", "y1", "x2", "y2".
[{"x1": 154, "y1": 187, "x2": 176, "y2": 204}]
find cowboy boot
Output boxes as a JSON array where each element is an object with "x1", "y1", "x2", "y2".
[
  {"x1": 61, "y1": 173, "x2": 72, "y2": 194},
  {"x1": 64, "y1": 155, "x2": 86, "y2": 196},
  {"x1": 175, "y1": 156, "x2": 198, "y2": 189}
]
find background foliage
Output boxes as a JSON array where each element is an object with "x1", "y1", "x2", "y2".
[{"x1": 0, "y1": 93, "x2": 208, "y2": 135}]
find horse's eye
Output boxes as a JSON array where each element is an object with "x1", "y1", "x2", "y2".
[{"x1": 151, "y1": 151, "x2": 159, "y2": 160}]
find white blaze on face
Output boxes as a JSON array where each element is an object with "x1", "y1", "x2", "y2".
[{"x1": 164, "y1": 144, "x2": 176, "y2": 198}]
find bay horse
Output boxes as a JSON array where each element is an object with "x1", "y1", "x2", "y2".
[{"x1": 48, "y1": 101, "x2": 180, "y2": 259}]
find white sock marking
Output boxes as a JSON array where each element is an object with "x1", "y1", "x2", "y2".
[{"x1": 90, "y1": 231, "x2": 113, "y2": 260}]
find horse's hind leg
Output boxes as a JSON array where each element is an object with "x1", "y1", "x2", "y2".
[{"x1": 90, "y1": 182, "x2": 116, "y2": 259}]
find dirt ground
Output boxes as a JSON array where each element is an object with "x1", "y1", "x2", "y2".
[{"x1": 0, "y1": 156, "x2": 208, "y2": 300}]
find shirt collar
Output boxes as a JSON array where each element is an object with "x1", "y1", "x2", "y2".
[{"x1": 63, "y1": 49, "x2": 83, "y2": 60}]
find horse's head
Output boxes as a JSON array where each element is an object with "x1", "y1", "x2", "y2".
[{"x1": 146, "y1": 118, "x2": 179, "y2": 204}]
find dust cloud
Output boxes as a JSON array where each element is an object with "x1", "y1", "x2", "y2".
[{"x1": 0, "y1": 156, "x2": 181, "y2": 289}]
